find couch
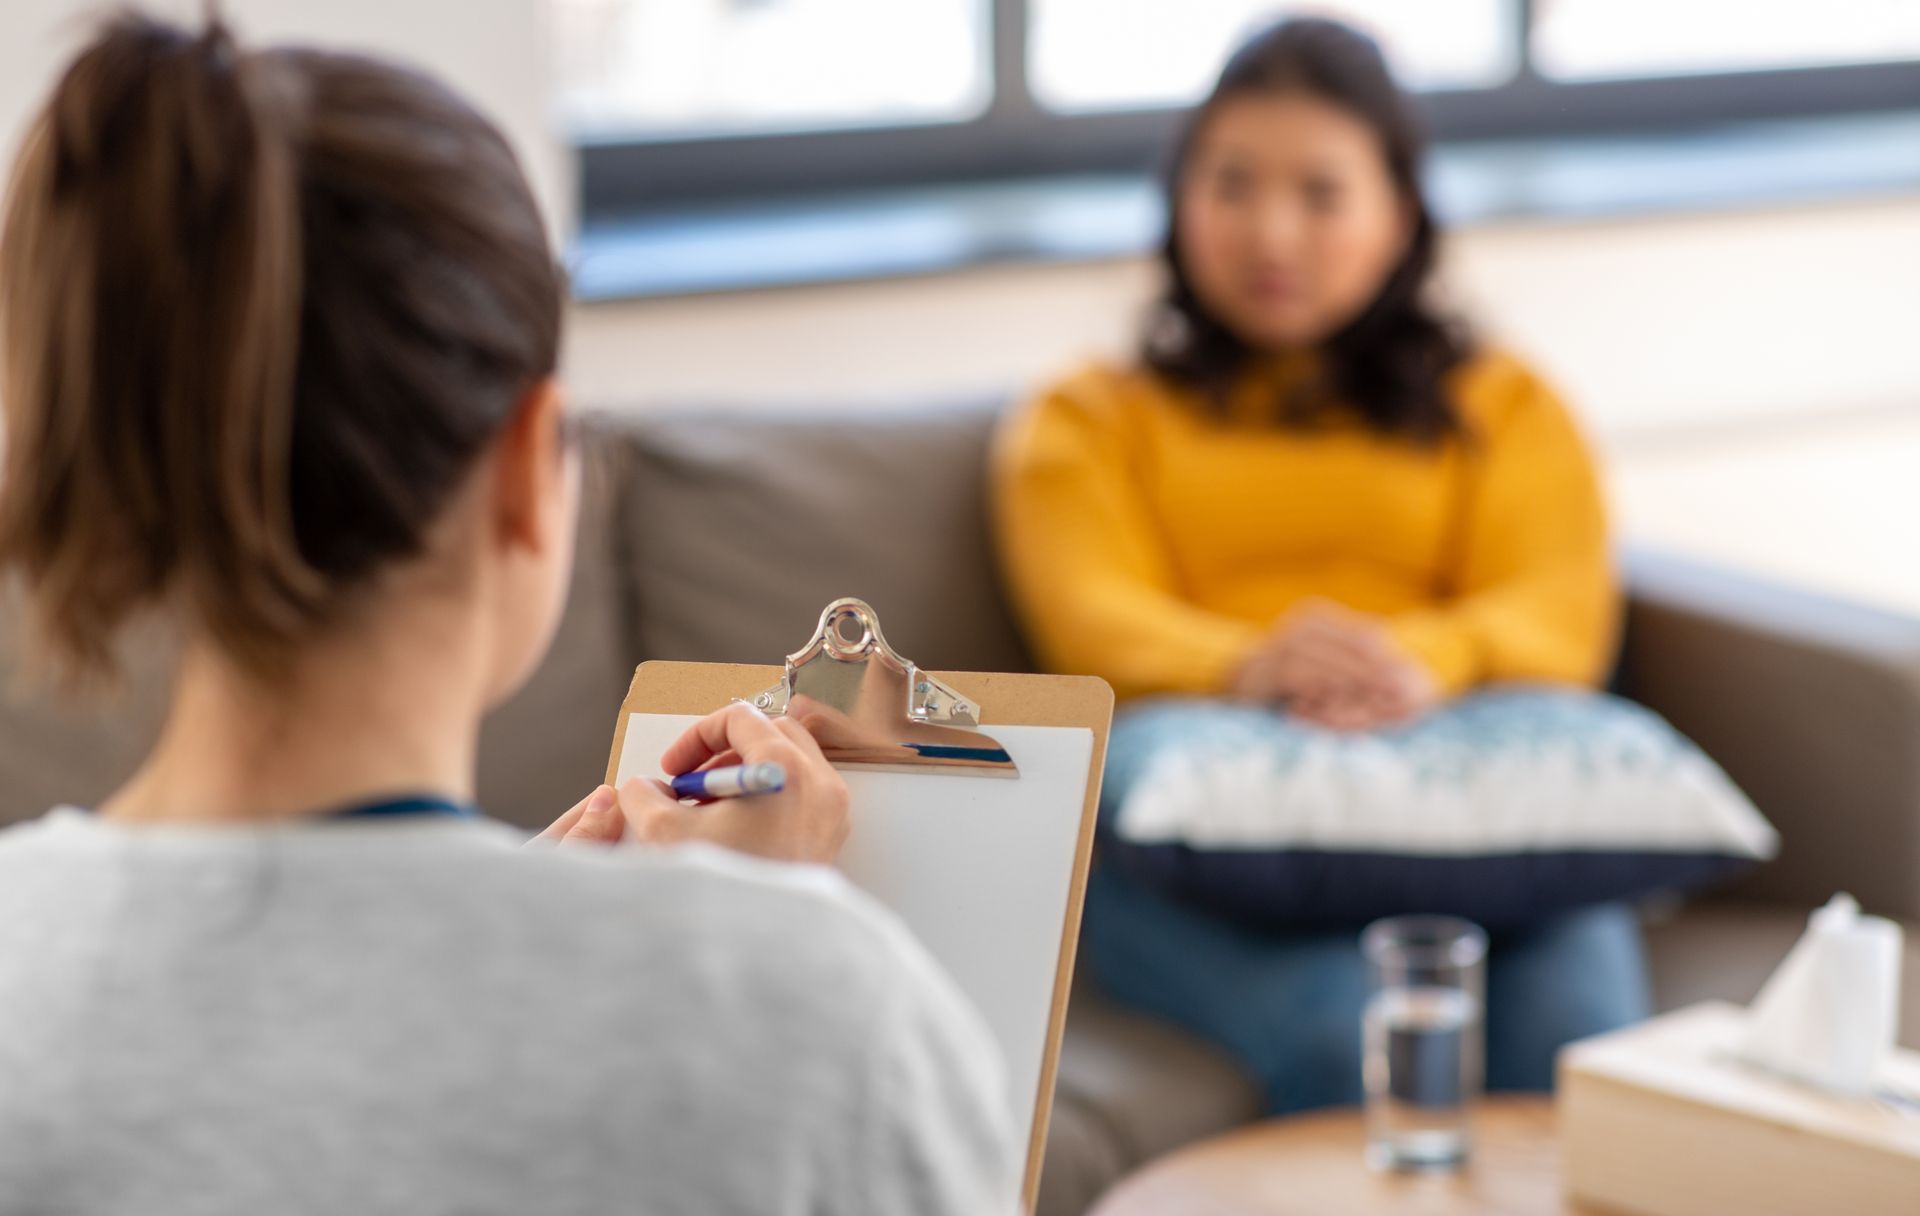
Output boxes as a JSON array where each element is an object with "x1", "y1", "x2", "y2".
[{"x1": 4, "y1": 401, "x2": 1918, "y2": 1215}]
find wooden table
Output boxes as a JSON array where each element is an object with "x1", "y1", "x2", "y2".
[{"x1": 1089, "y1": 1097, "x2": 1612, "y2": 1216}]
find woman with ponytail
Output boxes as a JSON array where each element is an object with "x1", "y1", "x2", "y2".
[{"x1": 0, "y1": 13, "x2": 1013, "y2": 1212}]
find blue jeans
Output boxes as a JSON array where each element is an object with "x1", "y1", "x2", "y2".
[{"x1": 1080, "y1": 864, "x2": 1651, "y2": 1115}]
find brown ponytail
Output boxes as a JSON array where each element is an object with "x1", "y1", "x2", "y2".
[{"x1": 0, "y1": 12, "x2": 562, "y2": 681}]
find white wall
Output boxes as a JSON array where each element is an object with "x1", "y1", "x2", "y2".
[
  {"x1": 0, "y1": 0, "x2": 567, "y2": 240},
  {"x1": 1614, "y1": 409, "x2": 1920, "y2": 614}
]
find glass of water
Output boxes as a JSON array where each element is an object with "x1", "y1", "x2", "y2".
[{"x1": 1360, "y1": 915, "x2": 1488, "y2": 1172}]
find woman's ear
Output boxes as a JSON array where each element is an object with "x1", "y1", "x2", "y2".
[{"x1": 492, "y1": 377, "x2": 567, "y2": 554}]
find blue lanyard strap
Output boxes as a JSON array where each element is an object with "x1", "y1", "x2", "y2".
[{"x1": 327, "y1": 795, "x2": 478, "y2": 821}]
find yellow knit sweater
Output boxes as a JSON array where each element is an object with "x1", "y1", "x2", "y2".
[{"x1": 990, "y1": 352, "x2": 1618, "y2": 702}]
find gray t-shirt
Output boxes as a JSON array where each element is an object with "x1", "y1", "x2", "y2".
[{"x1": 0, "y1": 808, "x2": 1016, "y2": 1215}]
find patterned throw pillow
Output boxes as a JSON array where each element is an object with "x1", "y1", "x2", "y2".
[{"x1": 1100, "y1": 688, "x2": 1777, "y2": 931}]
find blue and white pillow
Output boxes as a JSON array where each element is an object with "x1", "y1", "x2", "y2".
[{"x1": 1099, "y1": 688, "x2": 1777, "y2": 932}]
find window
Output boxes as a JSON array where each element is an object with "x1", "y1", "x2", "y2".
[
  {"x1": 1030, "y1": 0, "x2": 1518, "y2": 111},
  {"x1": 564, "y1": 0, "x2": 1920, "y2": 218},
  {"x1": 1534, "y1": 0, "x2": 1920, "y2": 82},
  {"x1": 554, "y1": 0, "x2": 990, "y2": 139}
]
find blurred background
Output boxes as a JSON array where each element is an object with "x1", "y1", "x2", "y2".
[{"x1": 3, "y1": 1, "x2": 1917, "y2": 610}]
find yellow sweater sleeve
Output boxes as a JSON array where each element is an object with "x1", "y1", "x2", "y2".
[
  {"x1": 1386, "y1": 363, "x2": 1620, "y2": 695},
  {"x1": 991, "y1": 373, "x2": 1262, "y2": 700}
]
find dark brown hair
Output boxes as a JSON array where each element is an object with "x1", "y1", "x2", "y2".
[
  {"x1": 0, "y1": 12, "x2": 563, "y2": 680},
  {"x1": 1144, "y1": 17, "x2": 1469, "y2": 440}
]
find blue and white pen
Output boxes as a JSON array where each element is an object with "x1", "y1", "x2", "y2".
[{"x1": 669, "y1": 762, "x2": 788, "y2": 802}]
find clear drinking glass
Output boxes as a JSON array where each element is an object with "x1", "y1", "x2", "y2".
[{"x1": 1360, "y1": 915, "x2": 1488, "y2": 1171}]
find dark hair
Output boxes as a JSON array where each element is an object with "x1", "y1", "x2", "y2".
[
  {"x1": 0, "y1": 13, "x2": 563, "y2": 680},
  {"x1": 1144, "y1": 17, "x2": 1469, "y2": 440}
]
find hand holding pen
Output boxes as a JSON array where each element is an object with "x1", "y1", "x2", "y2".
[{"x1": 537, "y1": 702, "x2": 848, "y2": 865}]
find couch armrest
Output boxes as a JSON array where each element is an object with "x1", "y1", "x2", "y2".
[{"x1": 1620, "y1": 548, "x2": 1920, "y2": 920}]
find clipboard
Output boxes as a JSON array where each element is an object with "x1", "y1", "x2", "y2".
[{"x1": 605, "y1": 599, "x2": 1113, "y2": 1211}]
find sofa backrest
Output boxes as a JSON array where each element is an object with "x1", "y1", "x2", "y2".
[
  {"x1": 0, "y1": 401, "x2": 1029, "y2": 831},
  {"x1": 613, "y1": 399, "x2": 1031, "y2": 675},
  {"x1": 7, "y1": 397, "x2": 1913, "y2": 916}
]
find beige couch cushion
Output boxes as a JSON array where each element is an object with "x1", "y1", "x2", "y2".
[
  {"x1": 1039, "y1": 984, "x2": 1262, "y2": 1216},
  {"x1": 618, "y1": 403, "x2": 1032, "y2": 674},
  {"x1": 1624, "y1": 551, "x2": 1920, "y2": 921}
]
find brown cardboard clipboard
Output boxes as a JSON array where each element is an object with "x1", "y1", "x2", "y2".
[{"x1": 607, "y1": 660, "x2": 1114, "y2": 1213}]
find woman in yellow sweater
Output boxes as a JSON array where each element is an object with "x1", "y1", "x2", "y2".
[{"x1": 994, "y1": 19, "x2": 1648, "y2": 1113}]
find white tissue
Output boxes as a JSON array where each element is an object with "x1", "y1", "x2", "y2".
[{"x1": 1740, "y1": 893, "x2": 1903, "y2": 1096}]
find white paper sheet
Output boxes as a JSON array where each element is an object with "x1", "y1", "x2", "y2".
[{"x1": 615, "y1": 715, "x2": 1095, "y2": 1153}]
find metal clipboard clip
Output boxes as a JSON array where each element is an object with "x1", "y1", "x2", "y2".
[{"x1": 749, "y1": 597, "x2": 1017, "y2": 773}]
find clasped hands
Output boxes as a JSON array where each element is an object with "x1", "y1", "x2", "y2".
[{"x1": 1228, "y1": 599, "x2": 1438, "y2": 732}]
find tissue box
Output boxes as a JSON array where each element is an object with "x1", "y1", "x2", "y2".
[{"x1": 1559, "y1": 1002, "x2": 1920, "y2": 1216}]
